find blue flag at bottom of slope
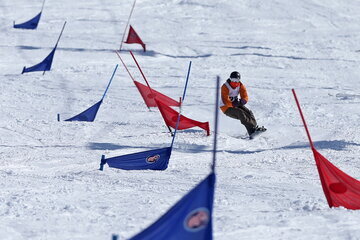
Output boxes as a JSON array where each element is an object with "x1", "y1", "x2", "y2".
[
  {"x1": 14, "y1": 12, "x2": 42, "y2": 30},
  {"x1": 129, "y1": 172, "x2": 215, "y2": 240},
  {"x1": 65, "y1": 99, "x2": 102, "y2": 122},
  {"x1": 100, "y1": 147, "x2": 171, "y2": 171},
  {"x1": 22, "y1": 47, "x2": 55, "y2": 74}
]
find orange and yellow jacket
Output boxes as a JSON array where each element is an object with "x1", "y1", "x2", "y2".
[{"x1": 220, "y1": 80, "x2": 249, "y2": 113}]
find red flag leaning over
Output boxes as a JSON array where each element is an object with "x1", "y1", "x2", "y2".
[
  {"x1": 293, "y1": 89, "x2": 360, "y2": 210},
  {"x1": 313, "y1": 149, "x2": 360, "y2": 209},
  {"x1": 155, "y1": 98, "x2": 210, "y2": 136},
  {"x1": 124, "y1": 25, "x2": 146, "y2": 52},
  {"x1": 115, "y1": 51, "x2": 180, "y2": 108},
  {"x1": 133, "y1": 81, "x2": 180, "y2": 108}
]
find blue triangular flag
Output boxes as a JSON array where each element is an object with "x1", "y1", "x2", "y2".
[
  {"x1": 14, "y1": 12, "x2": 42, "y2": 30},
  {"x1": 100, "y1": 147, "x2": 172, "y2": 171},
  {"x1": 14, "y1": 0, "x2": 46, "y2": 30},
  {"x1": 22, "y1": 21, "x2": 66, "y2": 74},
  {"x1": 22, "y1": 47, "x2": 55, "y2": 74},
  {"x1": 129, "y1": 172, "x2": 215, "y2": 240},
  {"x1": 60, "y1": 64, "x2": 118, "y2": 122},
  {"x1": 65, "y1": 100, "x2": 103, "y2": 122}
]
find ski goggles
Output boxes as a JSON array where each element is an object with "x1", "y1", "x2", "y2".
[{"x1": 230, "y1": 77, "x2": 240, "y2": 82}]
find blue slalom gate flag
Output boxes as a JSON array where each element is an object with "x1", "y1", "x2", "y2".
[
  {"x1": 13, "y1": 0, "x2": 45, "y2": 30},
  {"x1": 64, "y1": 100, "x2": 103, "y2": 122},
  {"x1": 22, "y1": 21, "x2": 66, "y2": 74},
  {"x1": 14, "y1": 12, "x2": 42, "y2": 30},
  {"x1": 99, "y1": 112, "x2": 180, "y2": 171},
  {"x1": 59, "y1": 64, "x2": 118, "y2": 122},
  {"x1": 22, "y1": 47, "x2": 55, "y2": 74},
  {"x1": 129, "y1": 172, "x2": 215, "y2": 240},
  {"x1": 100, "y1": 147, "x2": 172, "y2": 171}
]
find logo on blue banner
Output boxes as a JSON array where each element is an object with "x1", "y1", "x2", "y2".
[
  {"x1": 146, "y1": 154, "x2": 160, "y2": 163},
  {"x1": 183, "y1": 207, "x2": 210, "y2": 232}
]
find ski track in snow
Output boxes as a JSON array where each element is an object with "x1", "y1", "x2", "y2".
[{"x1": 1, "y1": 0, "x2": 360, "y2": 239}]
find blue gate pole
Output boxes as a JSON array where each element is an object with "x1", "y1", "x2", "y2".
[
  {"x1": 102, "y1": 64, "x2": 118, "y2": 100},
  {"x1": 181, "y1": 61, "x2": 192, "y2": 102}
]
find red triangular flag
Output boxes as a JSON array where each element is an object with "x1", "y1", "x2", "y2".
[
  {"x1": 292, "y1": 89, "x2": 360, "y2": 210},
  {"x1": 124, "y1": 25, "x2": 146, "y2": 52},
  {"x1": 155, "y1": 99, "x2": 210, "y2": 136},
  {"x1": 312, "y1": 148, "x2": 360, "y2": 209},
  {"x1": 134, "y1": 81, "x2": 180, "y2": 108}
]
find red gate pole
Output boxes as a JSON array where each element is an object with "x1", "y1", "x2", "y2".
[{"x1": 292, "y1": 89, "x2": 315, "y2": 150}]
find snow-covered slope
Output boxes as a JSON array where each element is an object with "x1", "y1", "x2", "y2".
[{"x1": 1, "y1": 0, "x2": 359, "y2": 239}]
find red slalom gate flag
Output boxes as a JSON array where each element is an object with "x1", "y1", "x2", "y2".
[
  {"x1": 293, "y1": 89, "x2": 360, "y2": 209},
  {"x1": 155, "y1": 98, "x2": 210, "y2": 136},
  {"x1": 125, "y1": 25, "x2": 146, "y2": 52},
  {"x1": 115, "y1": 51, "x2": 179, "y2": 108},
  {"x1": 312, "y1": 149, "x2": 360, "y2": 209},
  {"x1": 133, "y1": 80, "x2": 180, "y2": 108}
]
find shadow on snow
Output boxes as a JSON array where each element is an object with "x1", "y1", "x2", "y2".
[{"x1": 88, "y1": 139, "x2": 360, "y2": 154}]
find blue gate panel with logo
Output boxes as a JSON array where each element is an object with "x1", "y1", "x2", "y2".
[
  {"x1": 129, "y1": 172, "x2": 215, "y2": 240},
  {"x1": 101, "y1": 147, "x2": 172, "y2": 171}
]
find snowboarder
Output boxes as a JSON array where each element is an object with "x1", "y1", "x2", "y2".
[{"x1": 220, "y1": 71, "x2": 266, "y2": 138}]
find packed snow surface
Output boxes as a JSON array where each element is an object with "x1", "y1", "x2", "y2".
[{"x1": 1, "y1": 0, "x2": 360, "y2": 239}]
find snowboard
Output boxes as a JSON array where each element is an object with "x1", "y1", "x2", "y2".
[{"x1": 249, "y1": 127, "x2": 267, "y2": 140}]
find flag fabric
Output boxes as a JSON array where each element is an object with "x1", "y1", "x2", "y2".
[
  {"x1": 61, "y1": 64, "x2": 118, "y2": 122},
  {"x1": 22, "y1": 21, "x2": 66, "y2": 74},
  {"x1": 22, "y1": 47, "x2": 55, "y2": 74},
  {"x1": 125, "y1": 25, "x2": 146, "y2": 52},
  {"x1": 119, "y1": 0, "x2": 136, "y2": 51},
  {"x1": 292, "y1": 88, "x2": 360, "y2": 210},
  {"x1": 312, "y1": 148, "x2": 360, "y2": 209},
  {"x1": 14, "y1": 0, "x2": 45, "y2": 30},
  {"x1": 14, "y1": 12, "x2": 42, "y2": 29},
  {"x1": 99, "y1": 113, "x2": 179, "y2": 171},
  {"x1": 65, "y1": 100, "x2": 103, "y2": 122},
  {"x1": 100, "y1": 147, "x2": 172, "y2": 171},
  {"x1": 115, "y1": 51, "x2": 181, "y2": 108},
  {"x1": 129, "y1": 172, "x2": 215, "y2": 240},
  {"x1": 134, "y1": 80, "x2": 180, "y2": 108},
  {"x1": 99, "y1": 103, "x2": 180, "y2": 171},
  {"x1": 155, "y1": 99, "x2": 210, "y2": 136}
]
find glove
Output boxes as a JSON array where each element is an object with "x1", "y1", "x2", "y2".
[
  {"x1": 232, "y1": 98, "x2": 247, "y2": 108},
  {"x1": 240, "y1": 98, "x2": 247, "y2": 105},
  {"x1": 232, "y1": 99, "x2": 242, "y2": 108}
]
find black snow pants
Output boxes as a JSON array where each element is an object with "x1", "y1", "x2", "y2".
[{"x1": 224, "y1": 105, "x2": 257, "y2": 135}]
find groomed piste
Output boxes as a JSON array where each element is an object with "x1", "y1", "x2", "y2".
[{"x1": 1, "y1": 0, "x2": 360, "y2": 239}]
